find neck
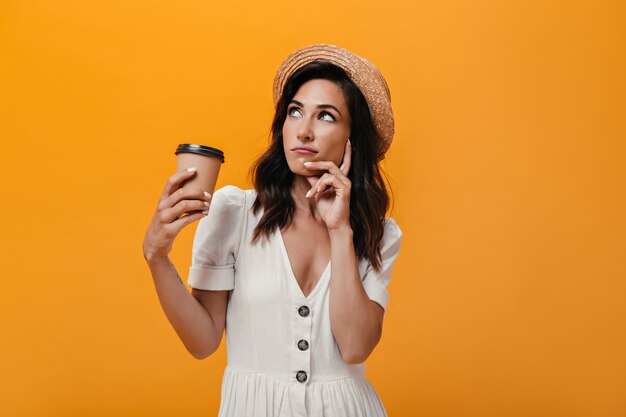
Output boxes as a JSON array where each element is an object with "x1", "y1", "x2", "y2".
[{"x1": 291, "y1": 175, "x2": 321, "y2": 220}]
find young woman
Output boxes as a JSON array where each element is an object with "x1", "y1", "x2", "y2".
[{"x1": 143, "y1": 44, "x2": 402, "y2": 417}]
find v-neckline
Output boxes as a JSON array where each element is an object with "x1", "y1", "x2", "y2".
[{"x1": 275, "y1": 227, "x2": 331, "y2": 301}]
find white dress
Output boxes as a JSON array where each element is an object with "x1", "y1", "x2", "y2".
[{"x1": 187, "y1": 185, "x2": 403, "y2": 417}]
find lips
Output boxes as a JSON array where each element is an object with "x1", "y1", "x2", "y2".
[{"x1": 291, "y1": 146, "x2": 318, "y2": 154}]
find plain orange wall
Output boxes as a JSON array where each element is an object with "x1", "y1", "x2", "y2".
[{"x1": 1, "y1": 1, "x2": 625, "y2": 416}]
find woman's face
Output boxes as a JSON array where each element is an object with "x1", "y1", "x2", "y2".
[{"x1": 282, "y1": 79, "x2": 351, "y2": 177}]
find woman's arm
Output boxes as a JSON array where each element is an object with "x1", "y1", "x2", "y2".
[
  {"x1": 146, "y1": 185, "x2": 244, "y2": 360},
  {"x1": 304, "y1": 141, "x2": 385, "y2": 364},
  {"x1": 328, "y1": 226, "x2": 385, "y2": 364},
  {"x1": 145, "y1": 254, "x2": 227, "y2": 359},
  {"x1": 142, "y1": 169, "x2": 229, "y2": 360}
]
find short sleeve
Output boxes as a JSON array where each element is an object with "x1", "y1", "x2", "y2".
[
  {"x1": 361, "y1": 218, "x2": 403, "y2": 311},
  {"x1": 187, "y1": 185, "x2": 246, "y2": 291}
]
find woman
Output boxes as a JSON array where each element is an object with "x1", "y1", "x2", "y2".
[{"x1": 143, "y1": 44, "x2": 402, "y2": 417}]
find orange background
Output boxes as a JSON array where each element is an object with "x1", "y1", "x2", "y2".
[{"x1": 1, "y1": 1, "x2": 625, "y2": 416}]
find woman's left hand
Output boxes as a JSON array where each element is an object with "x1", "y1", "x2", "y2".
[{"x1": 304, "y1": 140, "x2": 352, "y2": 231}]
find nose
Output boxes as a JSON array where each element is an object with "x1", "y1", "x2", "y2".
[{"x1": 296, "y1": 117, "x2": 314, "y2": 142}]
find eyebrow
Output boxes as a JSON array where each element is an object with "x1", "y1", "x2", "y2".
[{"x1": 289, "y1": 100, "x2": 342, "y2": 115}]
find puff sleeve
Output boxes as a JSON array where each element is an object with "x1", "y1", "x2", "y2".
[
  {"x1": 187, "y1": 185, "x2": 246, "y2": 291},
  {"x1": 361, "y1": 217, "x2": 403, "y2": 311}
]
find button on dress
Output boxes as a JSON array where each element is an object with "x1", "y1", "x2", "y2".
[{"x1": 187, "y1": 185, "x2": 403, "y2": 417}]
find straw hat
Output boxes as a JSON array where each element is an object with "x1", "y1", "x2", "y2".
[{"x1": 272, "y1": 44, "x2": 395, "y2": 159}]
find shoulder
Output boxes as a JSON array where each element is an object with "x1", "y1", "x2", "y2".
[
  {"x1": 212, "y1": 185, "x2": 259, "y2": 207},
  {"x1": 212, "y1": 185, "x2": 246, "y2": 205},
  {"x1": 380, "y1": 217, "x2": 403, "y2": 252},
  {"x1": 383, "y1": 217, "x2": 403, "y2": 240},
  {"x1": 211, "y1": 185, "x2": 258, "y2": 217},
  {"x1": 195, "y1": 186, "x2": 251, "y2": 240}
]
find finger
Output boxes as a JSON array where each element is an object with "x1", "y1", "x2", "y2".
[
  {"x1": 306, "y1": 173, "x2": 328, "y2": 198},
  {"x1": 161, "y1": 167, "x2": 198, "y2": 200},
  {"x1": 160, "y1": 199, "x2": 211, "y2": 224},
  {"x1": 160, "y1": 186, "x2": 211, "y2": 212},
  {"x1": 305, "y1": 174, "x2": 322, "y2": 198},
  {"x1": 316, "y1": 175, "x2": 341, "y2": 197},
  {"x1": 317, "y1": 176, "x2": 335, "y2": 195},
  {"x1": 305, "y1": 174, "x2": 320, "y2": 188},
  {"x1": 308, "y1": 173, "x2": 347, "y2": 199},
  {"x1": 339, "y1": 139, "x2": 352, "y2": 176},
  {"x1": 304, "y1": 161, "x2": 350, "y2": 185},
  {"x1": 315, "y1": 173, "x2": 332, "y2": 195},
  {"x1": 169, "y1": 210, "x2": 209, "y2": 234}
]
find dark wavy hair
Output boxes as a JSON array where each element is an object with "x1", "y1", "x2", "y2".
[{"x1": 249, "y1": 61, "x2": 390, "y2": 271}]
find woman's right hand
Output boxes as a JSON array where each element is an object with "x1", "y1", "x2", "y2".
[{"x1": 142, "y1": 168, "x2": 212, "y2": 262}]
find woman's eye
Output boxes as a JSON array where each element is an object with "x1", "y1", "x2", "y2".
[
  {"x1": 287, "y1": 107, "x2": 334, "y2": 121},
  {"x1": 319, "y1": 112, "x2": 335, "y2": 121},
  {"x1": 288, "y1": 107, "x2": 302, "y2": 117}
]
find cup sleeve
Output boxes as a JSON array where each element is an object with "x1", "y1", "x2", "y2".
[
  {"x1": 361, "y1": 218, "x2": 403, "y2": 312},
  {"x1": 187, "y1": 185, "x2": 246, "y2": 291}
]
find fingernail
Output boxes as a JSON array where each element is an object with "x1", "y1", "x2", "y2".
[
  {"x1": 305, "y1": 189, "x2": 311, "y2": 198},
  {"x1": 348, "y1": 139, "x2": 351, "y2": 145},
  {"x1": 186, "y1": 167, "x2": 197, "y2": 172},
  {"x1": 201, "y1": 210, "x2": 209, "y2": 215},
  {"x1": 204, "y1": 201, "x2": 210, "y2": 207},
  {"x1": 304, "y1": 162, "x2": 312, "y2": 167},
  {"x1": 204, "y1": 191, "x2": 212, "y2": 198}
]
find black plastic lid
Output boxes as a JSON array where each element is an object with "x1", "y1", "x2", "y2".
[{"x1": 174, "y1": 144, "x2": 225, "y2": 163}]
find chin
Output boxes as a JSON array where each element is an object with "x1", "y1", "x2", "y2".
[
  {"x1": 285, "y1": 159, "x2": 305, "y2": 176},
  {"x1": 291, "y1": 166, "x2": 319, "y2": 179},
  {"x1": 294, "y1": 168, "x2": 315, "y2": 177}
]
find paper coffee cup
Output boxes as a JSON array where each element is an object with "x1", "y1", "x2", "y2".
[{"x1": 175, "y1": 144, "x2": 225, "y2": 198}]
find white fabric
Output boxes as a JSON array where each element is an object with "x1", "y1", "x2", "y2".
[{"x1": 188, "y1": 185, "x2": 403, "y2": 417}]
